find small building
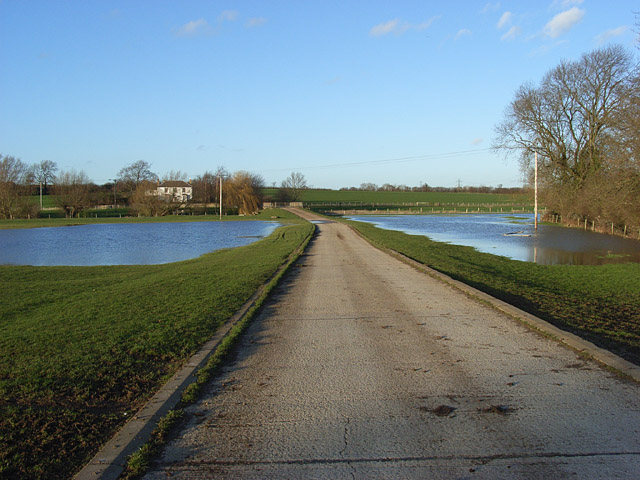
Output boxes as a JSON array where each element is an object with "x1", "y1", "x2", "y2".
[{"x1": 156, "y1": 181, "x2": 193, "y2": 202}]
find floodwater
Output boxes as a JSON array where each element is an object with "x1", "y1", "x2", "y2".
[
  {"x1": 348, "y1": 214, "x2": 640, "y2": 265},
  {"x1": 0, "y1": 221, "x2": 280, "y2": 266}
]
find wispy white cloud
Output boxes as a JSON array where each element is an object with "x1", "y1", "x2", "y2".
[
  {"x1": 595, "y1": 25, "x2": 628, "y2": 44},
  {"x1": 324, "y1": 76, "x2": 341, "y2": 85},
  {"x1": 370, "y1": 19, "x2": 401, "y2": 36},
  {"x1": 416, "y1": 16, "x2": 441, "y2": 31},
  {"x1": 175, "y1": 10, "x2": 242, "y2": 37},
  {"x1": 501, "y1": 25, "x2": 522, "y2": 41},
  {"x1": 544, "y1": 7, "x2": 585, "y2": 38},
  {"x1": 218, "y1": 10, "x2": 238, "y2": 22},
  {"x1": 497, "y1": 11, "x2": 512, "y2": 29},
  {"x1": 551, "y1": 0, "x2": 583, "y2": 10},
  {"x1": 246, "y1": 17, "x2": 267, "y2": 28},
  {"x1": 455, "y1": 29, "x2": 472, "y2": 40},
  {"x1": 176, "y1": 18, "x2": 211, "y2": 37},
  {"x1": 481, "y1": 2, "x2": 501, "y2": 14},
  {"x1": 529, "y1": 39, "x2": 567, "y2": 57},
  {"x1": 369, "y1": 17, "x2": 440, "y2": 36}
]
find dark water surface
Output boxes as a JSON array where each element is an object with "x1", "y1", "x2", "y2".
[
  {"x1": 0, "y1": 221, "x2": 280, "y2": 266},
  {"x1": 348, "y1": 214, "x2": 640, "y2": 265}
]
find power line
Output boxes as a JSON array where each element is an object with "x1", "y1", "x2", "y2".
[{"x1": 259, "y1": 148, "x2": 492, "y2": 173}]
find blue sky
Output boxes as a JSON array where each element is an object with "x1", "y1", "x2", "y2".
[{"x1": 1, "y1": 1, "x2": 637, "y2": 189}]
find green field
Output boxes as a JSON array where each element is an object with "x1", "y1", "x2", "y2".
[
  {"x1": 345, "y1": 218, "x2": 640, "y2": 367},
  {"x1": 0, "y1": 209, "x2": 285, "y2": 229},
  {"x1": 264, "y1": 188, "x2": 532, "y2": 206},
  {"x1": 0, "y1": 209, "x2": 313, "y2": 479},
  {"x1": 27, "y1": 194, "x2": 58, "y2": 209}
]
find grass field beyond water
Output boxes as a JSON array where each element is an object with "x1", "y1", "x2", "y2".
[
  {"x1": 263, "y1": 188, "x2": 530, "y2": 205},
  {"x1": 346, "y1": 219, "x2": 640, "y2": 367},
  {"x1": 0, "y1": 209, "x2": 313, "y2": 479}
]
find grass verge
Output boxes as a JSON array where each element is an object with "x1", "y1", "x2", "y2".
[
  {"x1": 0, "y1": 208, "x2": 287, "y2": 229},
  {"x1": 344, "y1": 219, "x2": 640, "y2": 365},
  {"x1": 0, "y1": 209, "x2": 313, "y2": 479}
]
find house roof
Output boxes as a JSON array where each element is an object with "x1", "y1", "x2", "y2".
[{"x1": 159, "y1": 181, "x2": 192, "y2": 187}]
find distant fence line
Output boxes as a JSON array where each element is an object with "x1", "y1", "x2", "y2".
[
  {"x1": 545, "y1": 213, "x2": 640, "y2": 240},
  {"x1": 321, "y1": 206, "x2": 540, "y2": 216},
  {"x1": 305, "y1": 201, "x2": 532, "y2": 208}
]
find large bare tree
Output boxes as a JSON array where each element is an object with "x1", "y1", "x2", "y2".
[
  {"x1": 31, "y1": 160, "x2": 58, "y2": 195},
  {"x1": 493, "y1": 45, "x2": 640, "y2": 227},
  {"x1": 117, "y1": 160, "x2": 158, "y2": 194}
]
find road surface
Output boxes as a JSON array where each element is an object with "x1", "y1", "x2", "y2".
[{"x1": 144, "y1": 209, "x2": 640, "y2": 479}]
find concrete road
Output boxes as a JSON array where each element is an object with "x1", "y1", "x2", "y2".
[{"x1": 145, "y1": 210, "x2": 640, "y2": 479}]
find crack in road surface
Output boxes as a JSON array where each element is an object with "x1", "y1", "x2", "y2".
[
  {"x1": 144, "y1": 209, "x2": 640, "y2": 479},
  {"x1": 152, "y1": 450, "x2": 640, "y2": 467}
]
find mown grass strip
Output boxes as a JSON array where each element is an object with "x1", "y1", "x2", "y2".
[
  {"x1": 344, "y1": 219, "x2": 640, "y2": 365},
  {"x1": 0, "y1": 209, "x2": 313, "y2": 480}
]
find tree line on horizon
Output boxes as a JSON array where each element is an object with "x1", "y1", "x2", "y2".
[
  {"x1": 0, "y1": 157, "x2": 310, "y2": 218},
  {"x1": 338, "y1": 183, "x2": 525, "y2": 194}
]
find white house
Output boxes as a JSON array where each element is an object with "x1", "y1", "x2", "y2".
[{"x1": 156, "y1": 181, "x2": 193, "y2": 202}]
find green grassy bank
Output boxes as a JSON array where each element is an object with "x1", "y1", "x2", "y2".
[
  {"x1": 264, "y1": 188, "x2": 531, "y2": 205},
  {"x1": 0, "y1": 209, "x2": 313, "y2": 479},
  {"x1": 346, "y1": 219, "x2": 640, "y2": 366},
  {"x1": 0, "y1": 209, "x2": 283, "y2": 229}
]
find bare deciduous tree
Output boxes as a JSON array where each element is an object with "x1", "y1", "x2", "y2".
[
  {"x1": 129, "y1": 180, "x2": 177, "y2": 216},
  {"x1": 0, "y1": 154, "x2": 34, "y2": 219},
  {"x1": 117, "y1": 160, "x2": 158, "y2": 194},
  {"x1": 280, "y1": 172, "x2": 307, "y2": 202},
  {"x1": 191, "y1": 167, "x2": 229, "y2": 206},
  {"x1": 55, "y1": 170, "x2": 91, "y2": 218},
  {"x1": 162, "y1": 170, "x2": 188, "y2": 182},
  {"x1": 31, "y1": 160, "x2": 58, "y2": 195},
  {"x1": 493, "y1": 45, "x2": 640, "y2": 229}
]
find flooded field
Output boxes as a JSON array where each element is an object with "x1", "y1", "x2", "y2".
[
  {"x1": 348, "y1": 214, "x2": 640, "y2": 265},
  {"x1": 0, "y1": 221, "x2": 280, "y2": 266}
]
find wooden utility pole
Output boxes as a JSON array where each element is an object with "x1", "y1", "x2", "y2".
[{"x1": 534, "y1": 151, "x2": 538, "y2": 230}]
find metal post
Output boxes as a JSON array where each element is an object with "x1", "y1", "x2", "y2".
[
  {"x1": 109, "y1": 179, "x2": 117, "y2": 210},
  {"x1": 534, "y1": 151, "x2": 538, "y2": 230}
]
